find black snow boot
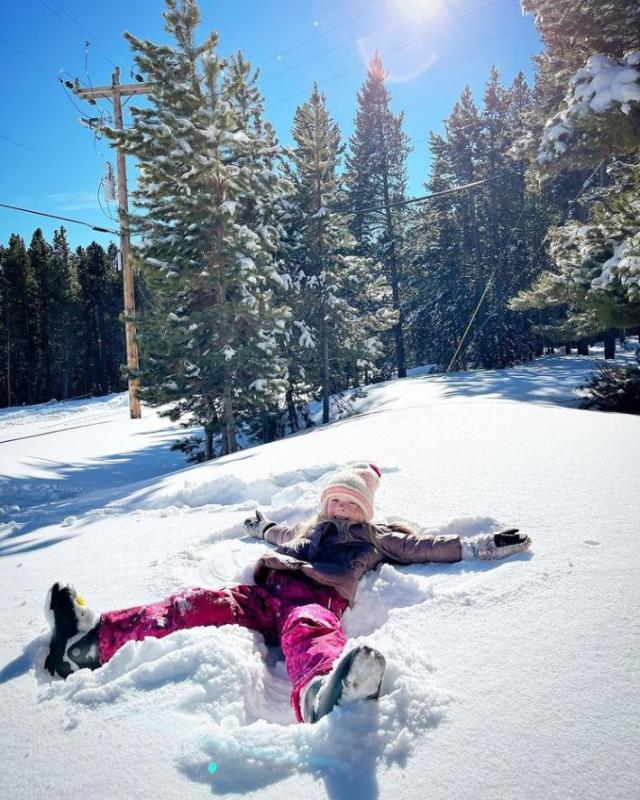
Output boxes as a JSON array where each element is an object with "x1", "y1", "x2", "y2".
[
  {"x1": 301, "y1": 645, "x2": 386, "y2": 724},
  {"x1": 44, "y1": 583, "x2": 101, "y2": 679}
]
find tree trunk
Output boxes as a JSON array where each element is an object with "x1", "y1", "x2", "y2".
[
  {"x1": 603, "y1": 328, "x2": 616, "y2": 360},
  {"x1": 391, "y1": 271, "x2": 407, "y2": 378},
  {"x1": 221, "y1": 382, "x2": 237, "y2": 455},
  {"x1": 204, "y1": 424, "x2": 214, "y2": 461},
  {"x1": 286, "y1": 387, "x2": 298, "y2": 433},
  {"x1": 577, "y1": 339, "x2": 589, "y2": 356},
  {"x1": 378, "y1": 126, "x2": 407, "y2": 379},
  {"x1": 5, "y1": 310, "x2": 11, "y2": 407},
  {"x1": 322, "y1": 319, "x2": 330, "y2": 424}
]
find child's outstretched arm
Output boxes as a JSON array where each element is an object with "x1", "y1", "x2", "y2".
[
  {"x1": 373, "y1": 525, "x2": 531, "y2": 564},
  {"x1": 373, "y1": 526, "x2": 463, "y2": 564},
  {"x1": 243, "y1": 510, "x2": 298, "y2": 547}
]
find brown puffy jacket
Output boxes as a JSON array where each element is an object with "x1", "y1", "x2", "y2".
[{"x1": 253, "y1": 518, "x2": 462, "y2": 606}]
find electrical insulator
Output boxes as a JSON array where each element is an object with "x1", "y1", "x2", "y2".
[{"x1": 103, "y1": 163, "x2": 116, "y2": 201}]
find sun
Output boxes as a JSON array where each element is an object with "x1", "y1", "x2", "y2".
[{"x1": 397, "y1": 0, "x2": 445, "y2": 22}]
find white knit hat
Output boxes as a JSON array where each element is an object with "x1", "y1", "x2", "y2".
[{"x1": 320, "y1": 463, "x2": 382, "y2": 523}]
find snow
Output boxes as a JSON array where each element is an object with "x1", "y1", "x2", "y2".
[
  {"x1": 220, "y1": 200, "x2": 237, "y2": 215},
  {"x1": 226, "y1": 130, "x2": 251, "y2": 144},
  {"x1": 1, "y1": 352, "x2": 639, "y2": 800},
  {"x1": 237, "y1": 255, "x2": 256, "y2": 271},
  {"x1": 538, "y1": 51, "x2": 640, "y2": 162}
]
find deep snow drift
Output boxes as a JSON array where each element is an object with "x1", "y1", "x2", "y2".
[{"x1": 1, "y1": 352, "x2": 638, "y2": 800}]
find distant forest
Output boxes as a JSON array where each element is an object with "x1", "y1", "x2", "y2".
[{"x1": 0, "y1": 228, "x2": 129, "y2": 408}]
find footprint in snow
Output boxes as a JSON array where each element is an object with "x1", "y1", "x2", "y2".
[{"x1": 584, "y1": 540, "x2": 600, "y2": 546}]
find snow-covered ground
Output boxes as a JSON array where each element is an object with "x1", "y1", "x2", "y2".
[{"x1": 1, "y1": 351, "x2": 639, "y2": 800}]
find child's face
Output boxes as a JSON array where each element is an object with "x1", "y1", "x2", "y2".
[{"x1": 326, "y1": 494, "x2": 364, "y2": 523}]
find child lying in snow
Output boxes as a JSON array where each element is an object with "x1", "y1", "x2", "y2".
[{"x1": 44, "y1": 463, "x2": 530, "y2": 723}]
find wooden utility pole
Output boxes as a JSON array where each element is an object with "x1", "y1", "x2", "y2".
[{"x1": 74, "y1": 68, "x2": 149, "y2": 419}]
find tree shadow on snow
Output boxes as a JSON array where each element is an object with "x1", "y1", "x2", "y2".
[
  {"x1": 0, "y1": 438, "x2": 258, "y2": 550},
  {"x1": 438, "y1": 355, "x2": 595, "y2": 407}
]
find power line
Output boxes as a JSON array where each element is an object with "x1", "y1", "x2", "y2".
[
  {"x1": 256, "y1": 1, "x2": 394, "y2": 69},
  {"x1": 0, "y1": 202, "x2": 118, "y2": 234},
  {"x1": 261, "y1": 13, "x2": 407, "y2": 85},
  {"x1": 0, "y1": 37, "x2": 50, "y2": 74},
  {"x1": 266, "y1": 0, "x2": 504, "y2": 110},
  {"x1": 0, "y1": 133, "x2": 65, "y2": 166},
  {"x1": 336, "y1": 175, "x2": 503, "y2": 216},
  {"x1": 39, "y1": 0, "x2": 118, "y2": 68}
]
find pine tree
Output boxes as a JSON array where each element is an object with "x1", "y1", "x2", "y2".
[
  {"x1": 110, "y1": 0, "x2": 289, "y2": 459},
  {"x1": 49, "y1": 227, "x2": 82, "y2": 399},
  {"x1": 519, "y1": 0, "x2": 640, "y2": 167},
  {"x1": 76, "y1": 242, "x2": 121, "y2": 395},
  {"x1": 1, "y1": 235, "x2": 39, "y2": 405},
  {"x1": 345, "y1": 51, "x2": 411, "y2": 377},
  {"x1": 282, "y1": 85, "x2": 396, "y2": 424},
  {"x1": 406, "y1": 72, "x2": 552, "y2": 371},
  {"x1": 28, "y1": 229, "x2": 53, "y2": 402},
  {"x1": 0, "y1": 244, "x2": 8, "y2": 407},
  {"x1": 511, "y1": 160, "x2": 640, "y2": 340},
  {"x1": 513, "y1": 0, "x2": 640, "y2": 347}
]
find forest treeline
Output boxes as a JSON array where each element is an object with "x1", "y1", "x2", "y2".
[
  {"x1": 1, "y1": 0, "x2": 638, "y2": 444},
  {"x1": 0, "y1": 230, "x2": 127, "y2": 407}
]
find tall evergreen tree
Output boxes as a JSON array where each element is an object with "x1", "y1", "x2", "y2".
[
  {"x1": 76, "y1": 242, "x2": 125, "y2": 396},
  {"x1": 49, "y1": 227, "x2": 82, "y2": 399},
  {"x1": 28, "y1": 229, "x2": 53, "y2": 402},
  {"x1": 282, "y1": 85, "x2": 396, "y2": 424},
  {"x1": 513, "y1": 0, "x2": 640, "y2": 347},
  {"x1": 345, "y1": 51, "x2": 411, "y2": 377},
  {"x1": 1, "y1": 235, "x2": 38, "y2": 405},
  {"x1": 0, "y1": 243, "x2": 8, "y2": 407},
  {"x1": 111, "y1": 0, "x2": 289, "y2": 458},
  {"x1": 406, "y1": 71, "x2": 555, "y2": 370}
]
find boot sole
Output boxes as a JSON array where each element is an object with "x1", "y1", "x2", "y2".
[{"x1": 314, "y1": 645, "x2": 386, "y2": 722}]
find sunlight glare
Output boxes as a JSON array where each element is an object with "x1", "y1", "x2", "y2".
[{"x1": 397, "y1": 0, "x2": 445, "y2": 23}]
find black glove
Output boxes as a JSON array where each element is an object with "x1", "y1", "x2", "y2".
[
  {"x1": 462, "y1": 529, "x2": 531, "y2": 560},
  {"x1": 243, "y1": 509, "x2": 275, "y2": 539}
]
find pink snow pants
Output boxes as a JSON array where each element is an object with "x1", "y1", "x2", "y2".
[{"x1": 98, "y1": 571, "x2": 349, "y2": 722}]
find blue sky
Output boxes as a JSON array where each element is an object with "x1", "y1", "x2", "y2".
[{"x1": 0, "y1": 0, "x2": 541, "y2": 249}]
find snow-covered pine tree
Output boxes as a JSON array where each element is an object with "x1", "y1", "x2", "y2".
[
  {"x1": 512, "y1": 0, "x2": 640, "y2": 352},
  {"x1": 282, "y1": 85, "x2": 396, "y2": 424},
  {"x1": 516, "y1": 0, "x2": 640, "y2": 168},
  {"x1": 109, "y1": 0, "x2": 289, "y2": 459},
  {"x1": 345, "y1": 52, "x2": 410, "y2": 378},
  {"x1": 406, "y1": 72, "x2": 551, "y2": 370}
]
